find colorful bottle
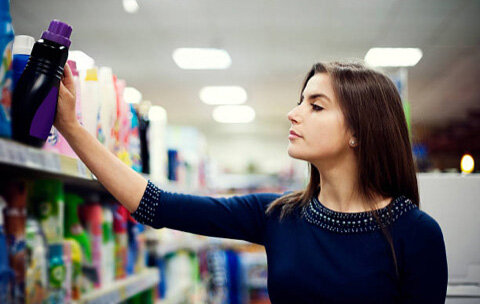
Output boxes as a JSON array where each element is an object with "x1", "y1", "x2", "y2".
[
  {"x1": 80, "y1": 203, "x2": 103, "y2": 288},
  {"x1": 98, "y1": 67, "x2": 117, "y2": 151},
  {"x1": 12, "y1": 35, "x2": 34, "y2": 90},
  {"x1": 63, "y1": 240, "x2": 72, "y2": 303},
  {"x1": 101, "y1": 206, "x2": 114, "y2": 285},
  {"x1": 129, "y1": 105, "x2": 142, "y2": 172},
  {"x1": 0, "y1": 0, "x2": 14, "y2": 138},
  {"x1": 80, "y1": 67, "x2": 100, "y2": 139},
  {"x1": 64, "y1": 238, "x2": 82, "y2": 301},
  {"x1": 29, "y1": 179, "x2": 64, "y2": 244},
  {"x1": 3, "y1": 180, "x2": 27, "y2": 303},
  {"x1": 113, "y1": 204, "x2": 128, "y2": 279},
  {"x1": 11, "y1": 20, "x2": 72, "y2": 147},
  {"x1": 114, "y1": 78, "x2": 132, "y2": 166},
  {"x1": 47, "y1": 243, "x2": 66, "y2": 303},
  {"x1": 64, "y1": 193, "x2": 91, "y2": 262},
  {"x1": 25, "y1": 218, "x2": 48, "y2": 304}
]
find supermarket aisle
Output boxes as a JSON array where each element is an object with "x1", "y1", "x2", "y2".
[{"x1": 1, "y1": 0, "x2": 480, "y2": 303}]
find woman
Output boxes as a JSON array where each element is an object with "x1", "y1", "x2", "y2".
[{"x1": 55, "y1": 61, "x2": 448, "y2": 303}]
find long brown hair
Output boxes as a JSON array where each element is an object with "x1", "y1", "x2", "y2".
[{"x1": 267, "y1": 61, "x2": 419, "y2": 278}]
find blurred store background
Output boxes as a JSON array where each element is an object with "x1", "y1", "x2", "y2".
[{"x1": 0, "y1": 0, "x2": 479, "y2": 303}]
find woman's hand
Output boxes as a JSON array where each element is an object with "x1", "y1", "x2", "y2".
[{"x1": 54, "y1": 63, "x2": 79, "y2": 135}]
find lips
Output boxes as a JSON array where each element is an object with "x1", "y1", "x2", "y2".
[{"x1": 289, "y1": 129, "x2": 302, "y2": 138}]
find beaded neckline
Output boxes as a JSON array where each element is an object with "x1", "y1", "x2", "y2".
[{"x1": 302, "y1": 194, "x2": 417, "y2": 234}]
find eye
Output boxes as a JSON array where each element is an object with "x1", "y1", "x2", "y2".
[{"x1": 312, "y1": 104, "x2": 323, "y2": 111}]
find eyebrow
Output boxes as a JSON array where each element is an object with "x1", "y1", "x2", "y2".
[{"x1": 302, "y1": 93, "x2": 331, "y2": 103}]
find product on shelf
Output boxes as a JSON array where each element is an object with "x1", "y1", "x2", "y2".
[
  {"x1": 2, "y1": 180, "x2": 27, "y2": 303},
  {"x1": 63, "y1": 240, "x2": 73, "y2": 303},
  {"x1": 64, "y1": 238, "x2": 82, "y2": 300},
  {"x1": 167, "y1": 149, "x2": 178, "y2": 181},
  {"x1": 12, "y1": 35, "x2": 34, "y2": 90},
  {"x1": 25, "y1": 217, "x2": 48, "y2": 304},
  {"x1": 127, "y1": 217, "x2": 146, "y2": 275},
  {"x1": 147, "y1": 105, "x2": 167, "y2": 183},
  {"x1": 79, "y1": 202, "x2": 103, "y2": 288},
  {"x1": 11, "y1": 20, "x2": 72, "y2": 146},
  {"x1": 113, "y1": 204, "x2": 128, "y2": 279},
  {"x1": 43, "y1": 125, "x2": 61, "y2": 153},
  {"x1": 64, "y1": 193, "x2": 91, "y2": 262},
  {"x1": 80, "y1": 67, "x2": 100, "y2": 139},
  {"x1": 101, "y1": 205, "x2": 114, "y2": 285},
  {"x1": 29, "y1": 179, "x2": 64, "y2": 244},
  {"x1": 47, "y1": 243, "x2": 66, "y2": 303},
  {"x1": 0, "y1": 0, "x2": 14, "y2": 138},
  {"x1": 114, "y1": 78, "x2": 132, "y2": 165},
  {"x1": 0, "y1": 195, "x2": 12, "y2": 303},
  {"x1": 98, "y1": 66, "x2": 117, "y2": 151},
  {"x1": 129, "y1": 104, "x2": 142, "y2": 172},
  {"x1": 134, "y1": 222, "x2": 147, "y2": 274}
]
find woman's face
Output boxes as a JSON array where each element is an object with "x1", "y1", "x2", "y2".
[{"x1": 287, "y1": 73, "x2": 353, "y2": 164}]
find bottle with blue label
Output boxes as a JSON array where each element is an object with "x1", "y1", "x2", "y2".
[
  {"x1": 12, "y1": 35, "x2": 34, "y2": 90},
  {"x1": 0, "y1": 0, "x2": 14, "y2": 138},
  {"x1": 11, "y1": 19, "x2": 72, "y2": 147},
  {"x1": 47, "y1": 243, "x2": 66, "y2": 303}
]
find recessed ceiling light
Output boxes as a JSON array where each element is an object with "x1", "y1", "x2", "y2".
[
  {"x1": 200, "y1": 86, "x2": 247, "y2": 105},
  {"x1": 68, "y1": 50, "x2": 94, "y2": 70},
  {"x1": 123, "y1": 0, "x2": 139, "y2": 13},
  {"x1": 172, "y1": 48, "x2": 231, "y2": 70},
  {"x1": 124, "y1": 87, "x2": 142, "y2": 104},
  {"x1": 365, "y1": 48, "x2": 423, "y2": 67},
  {"x1": 212, "y1": 105, "x2": 255, "y2": 123}
]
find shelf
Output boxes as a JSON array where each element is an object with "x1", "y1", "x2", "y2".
[
  {"x1": 77, "y1": 268, "x2": 159, "y2": 304},
  {"x1": 0, "y1": 138, "x2": 203, "y2": 195},
  {"x1": 0, "y1": 138, "x2": 105, "y2": 190}
]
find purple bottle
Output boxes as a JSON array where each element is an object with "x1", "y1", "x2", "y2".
[{"x1": 11, "y1": 20, "x2": 72, "y2": 147}]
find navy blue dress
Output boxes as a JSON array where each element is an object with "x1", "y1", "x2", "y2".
[{"x1": 132, "y1": 181, "x2": 448, "y2": 303}]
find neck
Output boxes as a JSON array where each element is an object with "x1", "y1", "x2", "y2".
[{"x1": 312, "y1": 151, "x2": 389, "y2": 213}]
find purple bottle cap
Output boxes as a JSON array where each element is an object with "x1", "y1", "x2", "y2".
[{"x1": 41, "y1": 19, "x2": 72, "y2": 48}]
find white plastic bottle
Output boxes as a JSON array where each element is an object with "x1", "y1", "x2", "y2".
[
  {"x1": 101, "y1": 206, "x2": 114, "y2": 285},
  {"x1": 80, "y1": 68, "x2": 100, "y2": 139},
  {"x1": 98, "y1": 67, "x2": 117, "y2": 151}
]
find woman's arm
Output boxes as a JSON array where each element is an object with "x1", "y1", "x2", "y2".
[
  {"x1": 55, "y1": 64, "x2": 147, "y2": 212},
  {"x1": 132, "y1": 180, "x2": 281, "y2": 244}
]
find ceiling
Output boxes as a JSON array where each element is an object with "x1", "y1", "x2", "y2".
[{"x1": 10, "y1": 0, "x2": 480, "y2": 144}]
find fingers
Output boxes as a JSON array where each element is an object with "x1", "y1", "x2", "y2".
[
  {"x1": 59, "y1": 80, "x2": 74, "y2": 103},
  {"x1": 62, "y1": 63, "x2": 76, "y2": 95}
]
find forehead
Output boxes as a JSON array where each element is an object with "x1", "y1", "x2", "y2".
[{"x1": 303, "y1": 73, "x2": 335, "y2": 99}]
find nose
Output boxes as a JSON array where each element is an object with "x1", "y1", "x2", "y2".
[{"x1": 287, "y1": 106, "x2": 300, "y2": 124}]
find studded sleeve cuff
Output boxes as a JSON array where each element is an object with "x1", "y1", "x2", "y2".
[{"x1": 131, "y1": 180, "x2": 162, "y2": 228}]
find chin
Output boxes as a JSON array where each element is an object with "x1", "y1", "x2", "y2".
[{"x1": 287, "y1": 145, "x2": 306, "y2": 161}]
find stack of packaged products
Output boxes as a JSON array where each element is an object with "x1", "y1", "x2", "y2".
[{"x1": 0, "y1": 178, "x2": 148, "y2": 303}]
